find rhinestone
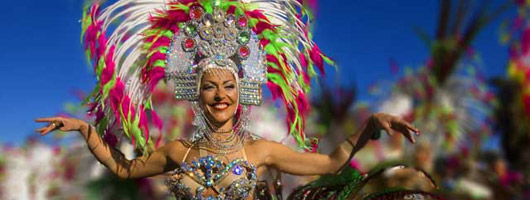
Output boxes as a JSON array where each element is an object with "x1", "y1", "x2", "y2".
[
  {"x1": 233, "y1": 165, "x2": 243, "y2": 175},
  {"x1": 198, "y1": 40, "x2": 212, "y2": 56},
  {"x1": 200, "y1": 26, "x2": 213, "y2": 40},
  {"x1": 214, "y1": 24, "x2": 225, "y2": 38},
  {"x1": 203, "y1": 13, "x2": 214, "y2": 27},
  {"x1": 225, "y1": 28, "x2": 237, "y2": 41},
  {"x1": 182, "y1": 38, "x2": 195, "y2": 51},
  {"x1": 189, "y1": 6, "x2": 203, "y2": 20},
  {"x1": 238, "y1": 16, "x2": 248, "y2": 28},
  {"x1": 225, "y1": 14, "x2": 236, "y2": 27},
  {"x1": 184, "y1": 24, "x2": 197, "y2": 36},
  {"x1": 238, "y1": 31, "x2": 249, "y2": 44},
  {"x1": 239, "y1": 46, "x2": 249, "y2": 59},
  {"x1": 213, "y1": 9, "x2": 224, "y2": 22}
]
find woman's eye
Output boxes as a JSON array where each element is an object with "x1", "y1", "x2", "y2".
[
  {"x1": 203, "y1": 86, "x2": 214, "y2": 90},
  {"x1": 225, "y1": 85, "x2": 235, "y2": 89}
]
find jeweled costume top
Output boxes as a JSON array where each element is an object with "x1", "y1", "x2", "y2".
[{"x1": 166, "y1": 142, "x2": 257, "y2": 199}]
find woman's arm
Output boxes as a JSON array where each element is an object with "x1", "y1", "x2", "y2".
[
  {"x1": 257, "y1": 113, "x2": 419, "y2": 176},
  {"x1": 36, "y1": 117, "x2": 182, "y2": 179}
]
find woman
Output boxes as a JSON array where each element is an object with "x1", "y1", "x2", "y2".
[
  {"x1": 36, "y1": 72, "x2": 418, "y2": 199},
  {"x1": 36, "y1": 0, "x2": 421, "y2": 199}
]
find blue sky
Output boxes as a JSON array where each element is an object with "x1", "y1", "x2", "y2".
[{"x1": 0, "y1": 0, "x2": 513, "y2": 145}]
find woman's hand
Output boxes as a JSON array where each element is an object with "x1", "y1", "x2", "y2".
[
  {"x1": 369, "y1": 113, "x2": 419, "y2": 143},
  {"x1": 35, "y1": 117, "x2": 87, "y2": 135}
]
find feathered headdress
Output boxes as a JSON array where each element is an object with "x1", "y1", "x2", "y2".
[{"x1": 81, "y1": 0, "x2": 333, "y2": 153}]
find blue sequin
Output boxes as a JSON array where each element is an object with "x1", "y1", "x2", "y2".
[{"x1": 233, "y1": 165, "x2": 243, "y2": 175}]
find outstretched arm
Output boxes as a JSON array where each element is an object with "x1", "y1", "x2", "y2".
[
  {"x1": 259, "y1": 113, "x2": 419, "y2": 176},
  {"x1": 36, "y1": 117, "x2": 182, "y2": 179}
]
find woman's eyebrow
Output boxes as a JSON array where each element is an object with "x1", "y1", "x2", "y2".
[
  {"x1": 203, "y1": 80, "x2": 217, "y2": 85},
  {"x1": 223, "y1": 80, "x2": 234, "y2": 84}
]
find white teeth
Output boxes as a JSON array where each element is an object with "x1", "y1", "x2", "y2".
[{"x1": 214, "y1": 104, "x2": 228, "y2": 109}]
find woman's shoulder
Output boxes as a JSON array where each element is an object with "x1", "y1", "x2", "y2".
[
  {"x1": 244, "y1": 136, "x2": 282, "y2": 150},
  {"x1": 164, "y1": 139, "x2": 194, "y2": 152}
]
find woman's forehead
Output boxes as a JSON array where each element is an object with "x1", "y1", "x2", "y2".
[{"x1": 201, "y1": 68, "x2": 236, "y2": 82}]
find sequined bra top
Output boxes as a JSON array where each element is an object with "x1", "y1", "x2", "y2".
[{"x1": 166, "y1": 143, "x2": 257, "y2": 200}]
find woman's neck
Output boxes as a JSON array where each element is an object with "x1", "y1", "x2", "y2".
[{"x1": 209, "y1": 118, "x2": 234, "y2": 141}]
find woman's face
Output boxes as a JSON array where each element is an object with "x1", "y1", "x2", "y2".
[{"x1": 200, "y1": 68, "x2": 238, "y2": 126}]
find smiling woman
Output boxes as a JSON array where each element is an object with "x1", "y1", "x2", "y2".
[{"x1": 33, "y1": 0, "x2": 436, "y2": 199}]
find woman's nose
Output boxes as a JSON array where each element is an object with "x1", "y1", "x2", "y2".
[
  {"x1": 214, "y1": 95, "x2": 223, "y2": 101},
  {"x1": 214, "y1": 90, "x2": 225, "y2": 101}
]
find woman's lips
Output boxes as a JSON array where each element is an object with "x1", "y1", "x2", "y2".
[{"x1": 211, "y1": 103, "x2": 229, "y2": 110}]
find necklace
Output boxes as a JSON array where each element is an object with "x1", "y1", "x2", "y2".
[
  {"x1": 198, "y1": 109, "x2": 246, "y2": 150},
  {"x1": 189, "y1": 102, "x2": 251, "y2": 155},
  {"x1": 195, "y1": 136, "x2": 245, "y2": 156}
]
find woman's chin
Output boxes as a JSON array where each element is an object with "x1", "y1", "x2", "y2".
[
  {"x1": 211, "y1": 115, "x2": 231, "y2": 124},
  {"x1": 205, "y1": 111, "x2": 231, "y2": 125},
  {"x1": 206, "y1": 107, "x2": 235, "y2": 124}
]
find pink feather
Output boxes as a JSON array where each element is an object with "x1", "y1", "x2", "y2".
[
  {"x1": 259, "y1": 39, "x2": 270, "y2": 47},
  {"x1": 147, "y1": 52, "x2": 167, "y2": 68},
  {"x1": 109, "y1": 79, "x2": 125, "y2": 123},
  {"x1": 150, "y1": 36, "x2": 171, "y2": 51},
  {"x1": 95, "y1": 106, "x2": 105, "y2": 124},
  {"x1": 309, "y1": 46, "x2": 325, "y2": 75},
  {"x1": 151, "y1": 110, "x2": 163, "y2": 130},
  {"x1": 103, "y1": 128, "x2": 118, "y2": 147},
  {"x1": 299, "y1": 52, "x2": 308, "y2": 68},
  {"x1": 101, "y1": 46, "x2": 116, "y2": 84},
  {"x1": 148, "y1": 67, "x2": 166, "y2": 91},
  {"x1": 253, "y1": 21, "x2": 274, "y2": 35},
  {"x1": 266, "y1": 81, "x2": 282, "y2": 100},
  {"x1": 227, "y1": 5, "x2": 236, "y2": 14},
  {"x1": 139, "y1": 109, "x2": 150, "y2": 146},
  {"x1": 246, "y1": 10, "x2": 270, "y2": 21}
]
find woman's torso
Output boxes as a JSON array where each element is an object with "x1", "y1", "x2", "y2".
[{"x1": 166, "y1": 140, "x2": 265, "y2": 200}]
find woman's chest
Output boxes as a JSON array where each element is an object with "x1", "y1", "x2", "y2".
[{"x1": 167, "y1": 152, "x2": 259, "y2": 199}]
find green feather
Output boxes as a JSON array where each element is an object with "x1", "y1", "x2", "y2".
[
  {"x1": 153, "y1": 60, "x2": 166, "y2": 68},
  {"x1": 130, "y1": 114, "x2": 146, "y2": 149},
  {"x1": 96, "y1": 57, "x2": 105, "y2": 77},
  {"x1": 169, "y1": 4, "x2": 190, "y2": 12},
  {"x1": 102, "y1": 76, "x2": 117, "y2": 100}
]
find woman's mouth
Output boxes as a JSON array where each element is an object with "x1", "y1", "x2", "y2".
[{"x1": 211, "y1": 103, "x2": 229, "y2": 110}]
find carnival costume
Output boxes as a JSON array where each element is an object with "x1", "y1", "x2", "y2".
[
  {"x1": 82, "y1": 0, "x2": 332, "y2": 199},
  {"x1": 81, "y1": 0, "x2": 440, "y2": 199}
]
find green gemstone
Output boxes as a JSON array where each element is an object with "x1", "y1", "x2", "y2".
[
  {"x1": 238, "y1": 31, "x2": 249, "y2": 44},
  {"x1": 178, "y1": 23, "x2": 186, "y2": 29},
  {"x1": 185, "y1": 24, "x2": 197, "y2": 36}
]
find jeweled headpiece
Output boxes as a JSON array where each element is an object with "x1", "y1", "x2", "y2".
[
  {"x1": 166, "y1": 5, "x2": 266, "y2": 105},
  {"x1": 82, "y1": 0, "x2": 333, "y2": 153}
]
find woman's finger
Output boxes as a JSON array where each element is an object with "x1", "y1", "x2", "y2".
[
  {"x1": 39, "y1": 126, "x2": 53, "y2": 135},
  {"x1": 397, "y1": 126, "x2": 415, "y2": 143},
  {"x1": 35, "y1": 117, "x2": 61, "y2": 122},
  {"x1": 402, "y1": 121, "x2": 420, "y2": 135},
  {"x1": 382, "y1": 125, "x2": 395, "y2": 136},
  {"x1": 393, "y1": 119, "x2": 420, "y2": 135},
  {"x1": 36, "y1": 127, "x2": 47, "y2": 132}
]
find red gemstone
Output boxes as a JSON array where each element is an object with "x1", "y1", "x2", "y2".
[
  {"x1": 190, "y1": 7, "x2": 203, "y2": 19},
  {"x1": 184, "y1": 38, "x2": 195, "y2": 49},
  {"x1": 238, "y1": 16, "x2": 248, "y2": 27},
  {"x1": 239, "y1": 46, "x2": 249, "y2": 58}
]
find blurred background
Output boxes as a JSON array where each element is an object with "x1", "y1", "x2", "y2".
[{"x1": 1, "y1": 0, "x2": 530, "y2": 199}]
